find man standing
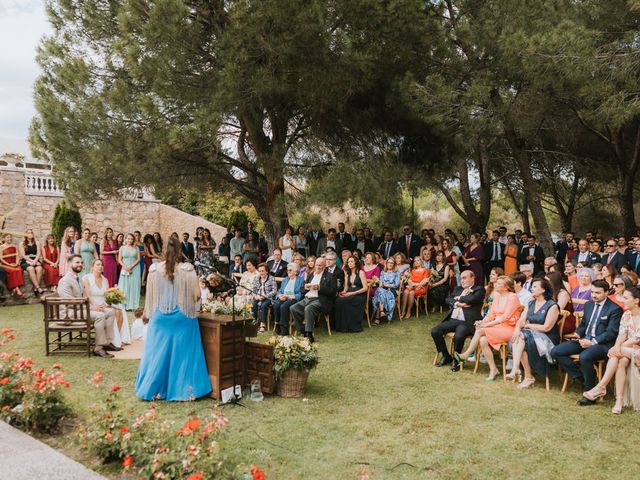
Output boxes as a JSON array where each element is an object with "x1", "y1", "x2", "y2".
[
  {"x1": 181, "y1": 232, "x2": 195, "y2": 263},
  {"x1": 57, "y1": 255, "x2": 118, "y2": 358},
  {"x1": 575, "y1": 239, "x2": 600, "y2": 265},
  {"x1": 398, "y1": 224, "x2": 421, "y2": 261},
  {"x1": 518, "y1": 235, "x2": 545, "y2": 276},
  {"x1": 430, "y1": 271, "x2": 485, "y2": 372},
  {"x1": 307, "y1": 227, "x2": 325, "y2": 258},
  {"x1": 550, "y1": 279, "x2": 622, "y2": 403},
  {"x1": 289, "y1": 257, "x2": 337, "y2": 343},
  {"x1": 498, "y1": 226, "x2": 508, "y2": 245},
  {"x1": 353, "y1": 228, "x2": 374, "y2": 254},
  {"x1": 229, "y1": 229, "x2": 245, "y2": 263},
  {"x1": 484, "y1": 230, "x2": 505, "y2": 281},
  {"x1": 316, "y1": 228, "x2": 343, "y2": 257},
  {"x1": 627, "y1": 238, "x2": 640, "y2": 274},
  {"x1": 337, "y1": 222, "x2": 352, "y2": 251},
  {"x1": 266, "y1": 248, "x2": 288, "y2": 278},
  {"x1": 600, "y1": 239, "x2": 625, "y2": 270}
]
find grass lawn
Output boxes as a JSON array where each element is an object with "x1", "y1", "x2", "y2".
[{"x1": 1, "y1": 303, "x2": 638, "y2": 479}]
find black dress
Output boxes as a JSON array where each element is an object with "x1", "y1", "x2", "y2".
[
  {"x1": 333, "y1": 273, "x2": 365, "y2": 333},
  {"x1": 427, "y1": 264, "x2": 449, "y2": 308},
  {"x1": 522, "y1": 299, "x2": 560, "y2": 376}
]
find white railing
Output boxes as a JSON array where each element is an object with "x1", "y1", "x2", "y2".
[{"x1": 24, "y1": 174, "x2": 64, "y2": 197}]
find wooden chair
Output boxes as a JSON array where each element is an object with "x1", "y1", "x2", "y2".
[
  {"x1": 364, "y1": 283, "x2": 373, "y2": 328},
  {"x1": 432, "y1": 332, "x2": 467, "y2": 371},
  {"x1": 473, "y1": 343, "x2": 508, "y2": 381},
  {"x1": 43, "y1": 297, "x2": 93, "y2": 356},
  {"x1": 315, "y1": 311, "x2": 332, "y2": 336}
]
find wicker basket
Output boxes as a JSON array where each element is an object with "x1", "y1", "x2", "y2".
[{"x1": 276, "y1": 368, "x2": 310, "y2": 397}]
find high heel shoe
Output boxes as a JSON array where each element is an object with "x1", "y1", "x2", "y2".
[
  {"x1": 583, "y1": 387, "x2": 606, "y2": 401},
  {"x1": 505, "y1": 370, "x2": 521, "y2": 383},
  {"x1": 517, "y1": 377, "x2": 535, "y2": 389},
  {"x1": 453, "y1": 351, "x2": 466, "y2": 364},
  {"x1": 485, "y1": 371, "x2": 500, "y2": 382},
  {"x1": 612, "y1": 398, "x2": 623, "y2": 415}
]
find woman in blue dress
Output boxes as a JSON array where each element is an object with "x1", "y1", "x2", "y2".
[
  {"x1": 135, "y1": 236, "x2": 212, "y2": 401},
  {"x1": 117, "y1": 233, "x2": 141, "y2": 310},
  {"x1": 371, "y1": 256, "x2": 401, "y2": 324}
]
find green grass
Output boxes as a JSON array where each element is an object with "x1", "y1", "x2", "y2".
[{"x1": 1, "y1": 304, "x2": 638, "y2": 479}]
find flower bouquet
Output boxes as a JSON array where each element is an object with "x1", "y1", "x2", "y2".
[
  {"x1": 202, "y1": 300, "x2": 251, "y2": 319},
  {"x1": 268, "y1": 335, "x2": 319, "y2": 397},
  {"x1": 369, "y1": 277, "x2": 379, "y2": 288},
  {"x1": 105, "y1": 288, "x2": 127, "y2": 306}
]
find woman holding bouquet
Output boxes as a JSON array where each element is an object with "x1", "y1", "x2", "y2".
[
  {"x1": 372, "y1": 256, "x2": 401, "y2": 324},
  {"x1": 135, "y1": 236, "x2": 211, "y2": 401},
  {"x1": 117, "y1": 233, "x2": 141, "y2": 310}
]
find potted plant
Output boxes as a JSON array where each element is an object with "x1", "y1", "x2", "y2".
[{"x1": 268, "y1": 335, "x2": 319, "y2": 397}]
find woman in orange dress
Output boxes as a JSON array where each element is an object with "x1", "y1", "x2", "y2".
[
  {"x1": 41, "y1": 234, "x2": 60, "y2": 289},
  {"x1": 504, "y1": 234, "x2": 519, "y2": 275},
  {"x1": 0, "y1": 233, "x2": 25, "y2": 296},
  {"x1": 455, "y1": 276, "x2": 522, "y2": 380},
  {"x1": 399, "y1": 256, "x2": 430, "y2": 319}
]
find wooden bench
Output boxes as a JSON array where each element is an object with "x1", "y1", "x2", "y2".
[{"x1": 43, "y1": 296, "x2": 94, "y2": 356}]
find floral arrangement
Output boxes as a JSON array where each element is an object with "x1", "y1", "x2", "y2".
[
  {"x1": 80, "y1": 372, "x2": 265, "y2": 479},
  {"x1": 368, "y1": 276, "x2": 379, "y2": 288},
  {"x1": 429, "y1": 269, "x2": 440, "y2": 284},
  {"x1": 202, "y1": 299, "x2": 252, "y2": 318},
  {"x1": 401, "y1": 270, "x2": 411, "y2": 284},
  {"x1": 0, "y1": 328, "x2": 72, "y2": 433},
  {"x1": 105, "y1": 287, "x2": 127, "y2": 306},
  {"x1": 268, "y1": 335, "x2": 319, "y2": 381}
]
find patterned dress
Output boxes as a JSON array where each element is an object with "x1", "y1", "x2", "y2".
[{"x1": 372, "y1": 271, "x2": 400, "y2": 316}]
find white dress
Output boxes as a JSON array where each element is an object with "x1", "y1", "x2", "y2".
[
  {"x1": 281, "y1": 235, "x2": 293, "y2": 263},
  {"x1": 87, "y1": 274, "x2": 131, "y2": 347}
]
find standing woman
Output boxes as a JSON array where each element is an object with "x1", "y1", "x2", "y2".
[
  {"x1": 100, "y1": 228, "x2": 119, "y2": 287},
  {"x1": 142, "y1": 234, "x2": 156, "y2": 286},
  {"x1": 296, "y1": 226, "x2": 309, "y2": 257},
  {"x1": 279, "y1": 226, "x2": 295, "y2": 263},
  {"x1": 91, "y1": 232, "x2": 100, "y2": 256},
  {"x1": 195, "y1": 228, "x2": 215, "y2": 276},
  {"x1": 442, "y1": 238, "x2": 460, "y2": 290},
  {"x1": 243, "y1": 232, "x2": 260, "y2": 265},
  {"x1": 134, "y1": 231, "x2": 145, "y2": 278},
  {"x1": 74, "y1": 228, "x2": 97, "y2": 279},
  {"x1": 0, "y1": 234, "x2": 24, "y2": 297},
  {"x1": 41, "y1": 234, "x2": 60, "y2": 289},
  {"x1": 58, "y1": 226, "x2": 75, "y2": 278},
  {"x1": 135, "y1": 236, "x2": 211, "y2": 401},
  {"x1": 427, "y1": 251, "x2": 451, "y2": 312},
  {"x1": 504, "y1": 234, "x2": 519, "y2": 275},
  {"x1": 152, "y1": 232, "x2": 163, "y2": 258},
  {"x1": 334, "y1": 256, "x2": 369, "y2": 333},
  {"x1": 117, "y1": 233, "x2": 141, "y2": 310},
  {"x1": 463, "y1": 233, "x2": 486, "y2": 287},
  {"x1": 19, "y1": 228, "x2": 44, "y2": 294}
]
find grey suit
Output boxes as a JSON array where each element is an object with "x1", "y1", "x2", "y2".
[
  {"x1": 316, "y1": 237, "x2": 343, "y2": 257},
  {"x1": 57, "y1": 272, "x2": 115, "y2": 347}
]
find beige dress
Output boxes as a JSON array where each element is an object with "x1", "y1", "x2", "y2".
[{"x1": 619, "y1": 311, "x2": 640, "y2": 410}]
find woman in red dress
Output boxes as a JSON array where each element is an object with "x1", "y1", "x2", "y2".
[
  {"x1": 1, "y1": 233, "x2": 25, "y2": 296},
  {"x1": 100, "y1": 227, "x2": 119, "y2": 287},
  {"x1": 42, "y1": 234, "x2": 60, "y2": 288}
]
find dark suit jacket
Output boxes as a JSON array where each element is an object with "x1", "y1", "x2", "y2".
[
  {"x1": 181, "y1": 241, "x2": 195, "y2": 262},
  {"x1": 377, "y1": 240, "x2": 400, "y2": 260},
  {"x1": 267, "y1": 259, "x2": 288, "y2": 278},
  {"x1": 576, "y1": 298, "x2": 623, "y2": 348},
  {"x1": 316, "y1": 237, "x2": 343, "y2": 257},
  {"x1": 518, "y1": 244, "x2": 545, "y2": 274},
  {"x1": 337, "y1": 232, "x2": 352, "y2": 251},
  {"x1": 398, "y1": 234, "x2": 422, "y2": 260},
  {"x1": 572, "y1": 251, "x2": 600, "y2": 265},
  {"x1": 483, "y1": 241, "x2": 505, "y2": 263},
  {"x1": 600, "y1": 251, "x2": 625, "y2": 271},
  {"x1": 307, "y1": 231, "x2": 325, "y2": 257},
  {"x1": 303, "y1": 269, "x2": 338, "y2": 314},
  {"x1": 327, "y1": 266, "x2": 345, "y2": 293},
  {"x1": 229, "y1": 263, "x2": 246, "y2": 277},
  {"x1": 626, "y1": 251, "x2": 640, "y2": 273},
  {"x1": 443, "y1": 285, "x2": 486, "y2": 328},
  {"x1": 555, "y1": 240, "x2": 571, "y2": 263},
  {"x1": 352, "y1": 238, "x2": 374, "y2": 254}
]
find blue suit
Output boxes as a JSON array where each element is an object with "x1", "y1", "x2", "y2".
[
  {"x1": 625, "y1": 250, "x2": 640, "y2": 274},
  {"x1": 272, "y1": 276, "x2": 305, "y2": 329},
  {"x1": 550, "y1": 298, "x2": 623, "y2": 390}
]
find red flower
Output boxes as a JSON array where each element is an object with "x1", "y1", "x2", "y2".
[
  {"x1": 0, "y1": 378, "x2": 9, "y2": 385},
  {"x1": 119, "y1": 426, "x2": 129, "y2": 433},
  {"x1": 52, "y1": 363, "x2": 62, "y2": 369},
  {"x1": 122, "y1": 455, "x2": 134, "y2": 468},
  {"x1": 250, "y1": 465, "x2": 265, "y2": 480},
  {"x1": 89, "y1": 372, "x2": 104, "y2": 386},
  {"x1": 187, "y1": 474, "x2": 204, "y2": 480},
  {"x1": 187, "y1": 418, "x2": 200, "y2": 431},
  {"x1": 111, "y1": 385, "x2": 121, "y2": 392},
  {"x1": 1, "y1": 328, "x2": 14, "y2": 335}
]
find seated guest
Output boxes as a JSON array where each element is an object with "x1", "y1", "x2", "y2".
[
  {"x1": 394, "y1": 252, "x2": 410, "y2": 275},
  {"x1": 252, "y1": 263, "x2": 277, "y2": 333},
  {"x1": 571, "y1": 267, "x2": 595, "y2": 312},
  {"x1": 339, "y1": 248, "x2": 351, "y2": 269},
  {"x1": 229, "y1": 254, "x2": 246, "y2": 277},
  {"x1": 316, "y1": 228, "x2": 343, "y2": 257},
  {"x1": 482, "y1": 267, "x2": 504, "y2": 316},
  {"x1": 565, "y1": 260, "x2": 579, "y2": 291},
  {"x1": 543, "y1": 256, "x2": 557, "y2": 274},
  {"x1": 42, "y1": 234, "x2": 60, "y2": 289},
  {"x1": 399, "y1": 257, "x2": 430, "y2": 319},
  {"x1": 58, "y1": 255, "x2": 118, "y2": 358},
  {"x1": 602, "y1": 264, "x2": 617, "y2": 292},
  {"x1": 519, "y1": 264, "x2": 534, "y2": 292},
  {"x1": 372, "y1": 256, "x2": 401, "y2": 324},
  {"x1": 325, "y1": 251, "x2": 345, "y2": 293},
  {"x1": 454, "y1": 276, "x2": 521, "y2": 381},
  {"x1": 623, "y1": 271, "x2": 639, "y2": 286},
  {"x1": 272, "y1": 263, "x2": 305, "y2": 335},
  {"x1": 582, "y1": 287, "x2": 640, "y2": 414},
  {"x1": 334, "y1": 256, "x2": 368, "y2": 333},
  {"x1": 233, "y1": 258, "x2": 259, "y2": 305},
  {"x1": 431, "y1": 270, "x2": 485, "y2": 371},
  {"x1": 508, "y1": 278, "x2": 560, "y2": 388},
  {"x1": 0, "y1": 233, "x2": 25, "y2": 297},
  {"x1": 301, "y1": 255, "x2": 315, "y2": 280},
  {"x1": 510, "y1": 271, "x2": 533, "y2": 308},
  {"x1": 550, "y1": 279, "x2": 623, "y2": 403},
  {"x1": 361, "y1": 251, "x2": 381, "y2": 299},
  {"x1": 609, "y1": 275, "x2": 632, "y2": 309},
  {"x1": 19, "y1": 228, "x2": 45, "y2": 294},
  {"x1": 547, "y1": 271, "x2": 576, "y2": 334},
  {"x1": 593, "y1": 262, "x2": 604, "y2": 279},
  {"x1": 289, "y1": 257, "x2": 337, "y2": 342},
  {"x1": 267, "y1": 248, "x2": 288, "y2": 278},
  {"x1": 427, "y1": 251, "x2": 450, "y2": 312}
]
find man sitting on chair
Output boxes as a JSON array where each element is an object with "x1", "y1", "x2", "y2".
[
  {"x1": 430, "y1": 270, "x2": 485, "y2": 372},
  {"x1": 57, "y1": 255, "x2": 118, "y2": 358}
]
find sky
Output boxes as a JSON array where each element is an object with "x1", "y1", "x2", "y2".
[{"x1": 0, "y1": 0, "x2": 51, "y2": 155}]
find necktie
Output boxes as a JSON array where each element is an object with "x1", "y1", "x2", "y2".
[
  {"x1": 493, "y1": 243, "x2": 498, "y2": 261},
  {"x1": 386, "y1": 242, "x2": 391, "y2": 258},
  {"x1": 607, "y1": 253, "x2": 613, "y2": 264},
  {"x1": 635, "y1": 254, "x2": 640, "y2": 271},
  {"x1": 406, "y1": 236, "x2": 410, "y2": 255},
  {"x1": 585, "y1": 303, "x2": 602, "y2": 340},
  {"x1": 272, "y1": 262, "x2": 278, "y2": 273}
]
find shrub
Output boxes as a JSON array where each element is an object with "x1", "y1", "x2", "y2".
[{"x1": 51, "y1": 200, "x2": 82, "y2": 241}]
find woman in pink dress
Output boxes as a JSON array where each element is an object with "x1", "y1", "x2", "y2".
[
  {"x1": 455, "y1": 276, "x2": 522, "y2": 380},
  {"x1": 58, "y1": 226, "x2": 75, "y2": 278},
  {"x1": 362, "y1": 252, "x2": 381, "y2": 299},
  {"x1": 100, "y1": 227, "x2": 118, "y2": 287}
]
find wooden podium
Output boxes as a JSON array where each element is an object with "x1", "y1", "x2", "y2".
[{"x1": 198, "y1": 313, "x2": 273, "y2": 399}]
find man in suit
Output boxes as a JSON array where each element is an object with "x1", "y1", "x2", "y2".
[
  {"x1": 324, "y1": 251, "x2": 345, "y2": 293},
  {"x1": 364, "y1": 227, "x2": 380, "y2": 251},
  {"x1": 555, "y1": 231, "x2": 573, "y2": 264},
  {"x1": 484, "y1": 230, "x2": 505, "y2": 281},
  {"x1": 57, "y1": 255, "x2": 118, "y2": 358},
  {"x1": 550, "y1": 279, "x2": 623, "y2": 403},
  {"x1": 228, "y1": 254, "x2": 246, "y2": 278},
  {"x1": 289, "y1": 256, "x2": 337, "y2": 343},
  {"x1": 627, "y1": 238, "x2": 640, "y2": 274},
  {"x1": 337, "y1": 222, "x2": 352, "y2": 251},
  {"x1": 517, "y1": 235, "x2": 545, "y2": 276},
  {"x1": 181, "y1": 232, "x2": 195, "y2": 263},
  {"x1": 242, "y1": 221, "x2": 256, "y2": 239},
  {"x1": 514, "y1": 229, "x2": 524, "y2": 247},
  {"x1": 307, "y1": 227, "x2": 325, "y2": 258},
  {"x1": 574, "y1": 239, "x2": 600, "y2": 265},
  {"x1": 398, "y1": 224, "x2": 421, "y2": 261},
  {"x1": 316, "y1": 228, "x2": 343, "y2": 257},
  {"x1": 600, "y1": 238, "x2": 626, "y2": 270},
  {"x1": 431, "y1": 270, "x2": 485, "y2": 372},
  {"x1": 377, "y1": 230, "x2": 399, "y2": 260},
  {"x1": 353, "y1": 228, "x2": 374, "y2": 254},
  {"x1": 266, "y1": 248, "x2": 288, "y2": 278}
]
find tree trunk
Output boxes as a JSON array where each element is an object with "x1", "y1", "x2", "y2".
[
  {"x1": 619, "y1": 173, "x2": 638, "y2": 237},
  {"x1": 522, "y1": 197, "x2": 530, "y2": 233}
]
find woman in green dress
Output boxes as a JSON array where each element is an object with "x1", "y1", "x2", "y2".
[
  {"x1": 75, "y1": 228, "x2": 98, "y2": 279},
  {"x1": 117, "y1": 233, "x2": 141, "y2": 310}
]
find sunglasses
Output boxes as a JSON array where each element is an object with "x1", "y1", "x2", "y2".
[{"x1": 606, "y1": 244, "x2": 616, "y2": 247}]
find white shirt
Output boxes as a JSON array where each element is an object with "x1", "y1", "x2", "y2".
[
  {"x1": 499, "y1": 236, "x2": 508, "y2": 245},
  {"x1": 517, "y1": 288, "x2": 534, "y2": 307},
  {"x1": 528, "y1": 247, "x2": 535, "y2": 269},
  {"x1": 327, "y1": 239, "x2": 336, "y2": 249},
  {"x1": 357, "y1": 241, "x2": 365, "y2": 252},
  {"x1": 306, "y1": 273, "x2": 323, "y2": 299}
]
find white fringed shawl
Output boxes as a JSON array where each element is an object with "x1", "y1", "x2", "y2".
[{"x1": 143, "y1": 261, "x2": 199, "y2": 319}]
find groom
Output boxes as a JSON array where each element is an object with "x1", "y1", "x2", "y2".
[{"x1": 430, "y1": 270, "x2": 485, "y2": 371}]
